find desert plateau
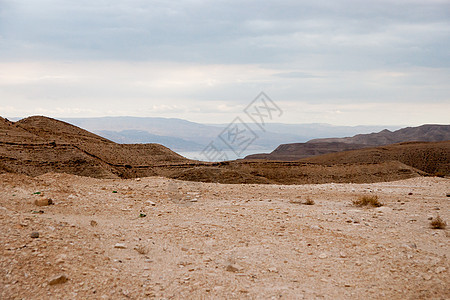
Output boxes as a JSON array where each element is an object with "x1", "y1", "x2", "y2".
[{"x1": 0, "y1": 173, "x2": 448, "y2": 299}]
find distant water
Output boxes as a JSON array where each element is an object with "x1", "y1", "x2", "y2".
[{"x1": 177, "y1": 149, "x2": 272, "y2": 162}]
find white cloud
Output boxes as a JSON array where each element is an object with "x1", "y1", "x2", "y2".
[{"x1": 0, "y1": 0, "x2": 449, "y2": 125}]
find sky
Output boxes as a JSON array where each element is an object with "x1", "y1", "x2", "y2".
[{"x1": 0, "y1": 0, "x2": 449, "y2": 125}]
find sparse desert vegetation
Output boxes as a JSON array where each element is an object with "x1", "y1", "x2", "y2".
[
  {"x1": 352, "y1": 195, "x2": 383, "y2": 207},
  {"x1": 430, "y1": 215, "x2": 447, "y2": 229}
]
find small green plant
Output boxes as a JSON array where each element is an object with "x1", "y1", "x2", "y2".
[
  {"x1": 353, "y1": 195, "x2": 382, "y2": 207},
  {"x1": 112, "y1": 190, "x2": 118, "y2": 193},
  {"x1": 430, "y1": 215, "x2": 447, "y2": 229}
]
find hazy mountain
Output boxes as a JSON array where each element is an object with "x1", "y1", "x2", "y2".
[
  {"x1": 308, "y1": 124, "x2": 450, "y2": 145},
  {"x1": 55, "y1": 117, "x2": 400, "y2": 153},
  {"x1": 97, "y1": 130, "x2": 204, "y2": 151}
]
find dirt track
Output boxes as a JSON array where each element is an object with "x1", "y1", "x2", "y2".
[{"x1": 1, "y1": 173, "x2": 449, "y2": 299}]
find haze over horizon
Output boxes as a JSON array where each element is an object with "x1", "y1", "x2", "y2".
[{"x1": 1, "y1": 0, "x2": 449, "y2": 126}]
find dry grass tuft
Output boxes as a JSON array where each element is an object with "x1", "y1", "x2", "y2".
[
  {"x1": 430, "y1": 215, "x2": 447, "y2": 229},
  {"x1": 353, "y1": 195, "x2": 383, "y2": 207}
]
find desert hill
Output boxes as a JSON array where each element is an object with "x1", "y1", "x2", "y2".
[
  {"x1": 309, "y1": 124, "x2": 450, "y2": 145},
  {"x1": 0, "y1": 116, "x2": 445, "y2": 184},
  {"x1": 246, "y1": 124, "x2": 450, "y2": 161},
  {"x1": 301, "y1": 141, "x2": 450, "y2": 176},
  {"x1": 0, "y1": 116, "x2": 190, "y2": 178}
]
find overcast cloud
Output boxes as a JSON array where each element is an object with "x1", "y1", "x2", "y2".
[{"x1": 0, "y1": 0, "x2": 449, "y2": 125}]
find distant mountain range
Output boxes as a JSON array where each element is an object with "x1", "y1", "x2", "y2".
[
  {"x1": 245, "y1": 124, "x2": 450, "y2": 160},
  {"x1": 51, "y1": 117, "x2": 401, "y2": 153}
]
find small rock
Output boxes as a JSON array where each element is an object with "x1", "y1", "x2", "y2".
[
  {"x1": 318, "y1": 253, "x2": 328, "y2": 259},
  {"x1": 422, "y1": 274, "x2": 432, "y2": 281},
  {"x1": 90, "y1": 220, "x2": 98, "y2": 227},
  {"x1": 48, "y1": 274, "x2": 69, "y2": 285},
  {"x1": 146, "y1": 201, "x2": 156, "y2": 206},
  {"x1": 34, "y1": 198, "x2": 53, "y2": 206},
  {"x1": 446, "y1": 193, "x2": 450, "y2": 197},
  {"x1": 114, "y1": 243, "x2": 127, "y2": 249},
  {"x1": 435, "y1": 267, "x2": 446, "y2": 274},
  {"x1": 268, "y1": 267, "x2": 278, "y2": 273},
  {"x1": 190, "y1": 198, "x2": 198, "y2": 202},
  {"x1": 226, "y1": 264, "x2": 243, "y2": 273},
  {"x1": 375, "y1": 206, "x2": 391, "y2": 213},
  {"x1": 55, "y1": 254, "x2": 67, "y2": 264},
  {"x1": 402, "y1": 243, "x2": 417, "y2": 249},
  {"x1": 30, "y1": 231, "x2": 39, "y2": 238},
  {"x1": 339, "y1": 252, "x2": 347, "y2": 258}
]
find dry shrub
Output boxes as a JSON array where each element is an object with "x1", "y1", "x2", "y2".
[
  {"x1": 434, "y1": 171, "x2": 445, "y2": 178},
  {"x1": 353, "y1": 195, "x2": 382, "y2": 207},
  {"x1": 430, "y1": 215, "x2": 447, "y2": 229}
]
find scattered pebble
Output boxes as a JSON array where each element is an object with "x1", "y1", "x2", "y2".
[
  {"x1": 318, "y1": 253, "x2": 328, "y2": 259},
  {"x1": 48, "y1": 274, "x2": 69, "y2": 285},
  {"x1": 422, "y1": 274, "x2": 432, "y2": 281},
  {"x1": 30, "y1": 231, "x2": 39, "y2": 238},
  {"x1": 226, "y1": 264, "x2": 243, "y2": 273},
  {"x1": 34, "y1": 198, "x2": 53, "y2": 206},
  {"x1": 90, "y1": 220, "x2": 98, "y2": 227},
  {"x1": 114, "y1": 243, "x2": 127, "y2": 249},
  {"x1": 375, "y1": 206, "x2": 391, "y2": 213}
]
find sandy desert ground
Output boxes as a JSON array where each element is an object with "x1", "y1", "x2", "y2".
[{"x1": 1, "y1": 173, "x2": 449, "y2": 299}]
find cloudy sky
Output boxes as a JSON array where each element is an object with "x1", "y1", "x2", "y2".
[{"x1": 0, "y1": 0, "x2": 449, "y2": 125}]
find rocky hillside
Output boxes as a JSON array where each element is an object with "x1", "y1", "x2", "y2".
[
  {"x1": 246, "y1": 124, "x2": 450, "y2": 161},
  {"x1": 0, "y1": 116, "x2": 442, "y2": 183},
  {"x1": 302, "y1": 141, "x2": 450, "y2": 176},
  {"x1": 309, "y1": 124, "x2": 450, "y2": 145},
  {"x1": 0, "y1": 116, "x2": 190, "y2": 178}
]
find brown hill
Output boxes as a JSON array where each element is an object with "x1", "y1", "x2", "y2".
[
  {"x1": 0, "y1": 116, "x2": 438, "y2": 184},
  {"x1": 246, "y1": 124, "x2": 450, "y2": 161},
  {"x1": 309, "y1": 124, "x2": 450, "y2": 145},
  {"x1": 247, "y1": 142, "x2": 368, "y2": 160},
  {"x1": 301, "y1": 141, "x2": 450, "y2": 176},
  {"x1": 0, "y1": 116, "x2": 190, "y2": 178}
]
